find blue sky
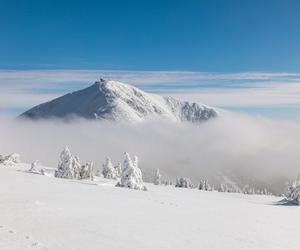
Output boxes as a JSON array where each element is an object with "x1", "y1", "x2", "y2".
[
  {"x1": 1, "y1": 0, "x2": 300, "y2": 71},
  {"x1": 1, "y1": 0, "x2": 300, "y2": 118}
]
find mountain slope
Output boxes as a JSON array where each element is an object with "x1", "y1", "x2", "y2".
[{"x1": 19, "y1": 79, "x2": 219, "y2": 122}]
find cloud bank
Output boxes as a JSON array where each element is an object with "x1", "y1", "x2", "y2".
[{"x1": 0, "y1": 114, "x2": 299, "y2": 193}]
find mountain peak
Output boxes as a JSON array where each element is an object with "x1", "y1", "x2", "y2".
[
  {"x1": 93, "y1": 79, "x2": 134, "y2": 94},
  {"x1": 94, "y1": 78, "x2": 107, "y2": 84},
  {"x1": 19, "y1": 79, "x2": 219, "y2": 122},
  {"x1": 93, "y1": 78, "x2": 110, "y2": 88}
]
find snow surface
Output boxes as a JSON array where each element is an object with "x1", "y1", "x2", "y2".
[
  {"x1": 19, "y1": 79, "x2": 219, "y2": 123},
  {"x1": 1, "y1": 163, "x2": 300, "y2": 250}
]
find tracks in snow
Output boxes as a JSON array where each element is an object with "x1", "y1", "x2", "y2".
[{"x1": 0, "y1": 224, "x2": 49, "y2": 250}]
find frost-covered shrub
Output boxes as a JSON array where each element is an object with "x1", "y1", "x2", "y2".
[
  {"x1": 175, "y1": 177, "x2": 193, "y2": 188},
  {"x1": 55, "y1": 146, "x2": 81, "y2": 179},
  {"x1": 153, "y1": 168, "x2": 161, "y2": 185},
  {"x1": 116, "y1": 152, "x2": 147, "y2": 191},
  {"x1": 102, "y1": 157, "x2": 117, "y2": 179},
  {"x1": 0, "y1": 153, "x2": 20, "y2": 166},
  {"x1": 198, "y1": 179, "x2": 212, "y2": 191}
]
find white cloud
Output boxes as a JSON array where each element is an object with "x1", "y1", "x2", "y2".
[
  {"x1": 168, "y1": 82, "x2": 300, "y2": 107},
  {"x1": 0, "y1": 92, "x2": 59, "y2": 110},
  {"x1": 1, "y1": 69, "x2": 300, "y2": 85}
]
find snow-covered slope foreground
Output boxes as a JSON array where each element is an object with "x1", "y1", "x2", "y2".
[
  {"x1": 1, "y1": 164, "x2": 300, "y2": 250},
  {"x1": 19, "y1": 79, "x2": 218, "y2": 122}
]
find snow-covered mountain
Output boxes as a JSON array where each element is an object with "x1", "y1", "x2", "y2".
[{"x1": 19, "y1": 79, "x2": 219, "y2": 122}]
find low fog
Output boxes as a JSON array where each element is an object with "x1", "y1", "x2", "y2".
[{"x1": 1, "y1": 113, "x2": 300, "y2": 193}]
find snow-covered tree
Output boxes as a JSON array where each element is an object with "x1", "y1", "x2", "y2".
[
  {"x1": 198, "y1": 179, "x2": 211, "y2": 191},
  {"x1": 80, "y1": 162, "x2": 94, "y2": 180},
  {"x1": 28, "y1": 160, "x2": 40, "y2": 173},
  {"x1": 114, "y1": 163, "x2": 122, "y2": 177},
  {"x1": 0, "y1": 153, "x2": 20, "y2": 166},
  {"x1": 204, "y1": 181, "x2": 211, "y2": 191},
  {"x1": 242, "y1": 185, "x2": 256, "y2": 195},
  {"x1": 218, "y1": 183, "x2": 226, "y2": 192},
  {"x1": 254, "y1": 188, "x2": 270, "y2": 195},
  {"x1": 163, "y1": 179, "x2": 173, "y2": 186},
  {"x1": 218, "y1": 177, "x2": 242, "y2": 193},
  {"x1": 116, "y1": 152, "x2": 147, "y2": 191},
  {"x1": 133, "y1": 155, "x2": 138, "y2": 168},
  {"x1": 286, "y1": 175, "x2": 300, "y2": 204},
  {"x1": 221, "y1": 183, "x2": 231, "y2": 192},
  {"x1": 249, "y1": 188, "x2": 255, "y2": 195},
  {"x1": 95, "y1": 167, "x2": 101, "y2": 177},
  {"x1": 8, "y1": 153, "x2": 20, "y2": 164},
  {"x1": 199, "y1": 180, "x2": 204, "y2": 190},
  {"x1": 55, "y1": 146, "x2": 81, "y2": 179},
  {"x1": 153, "y1": 168, "x2": 162, "y2": 185},
  {"x1": 262, "y1": 188, "x2": 268, "y2": 195},
  {"x1": 102, "y1": 157, "x2": 117, "y2": 179},
  {"x1": 175, "y1": 177, "x2": 193, "y2": 188}
]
